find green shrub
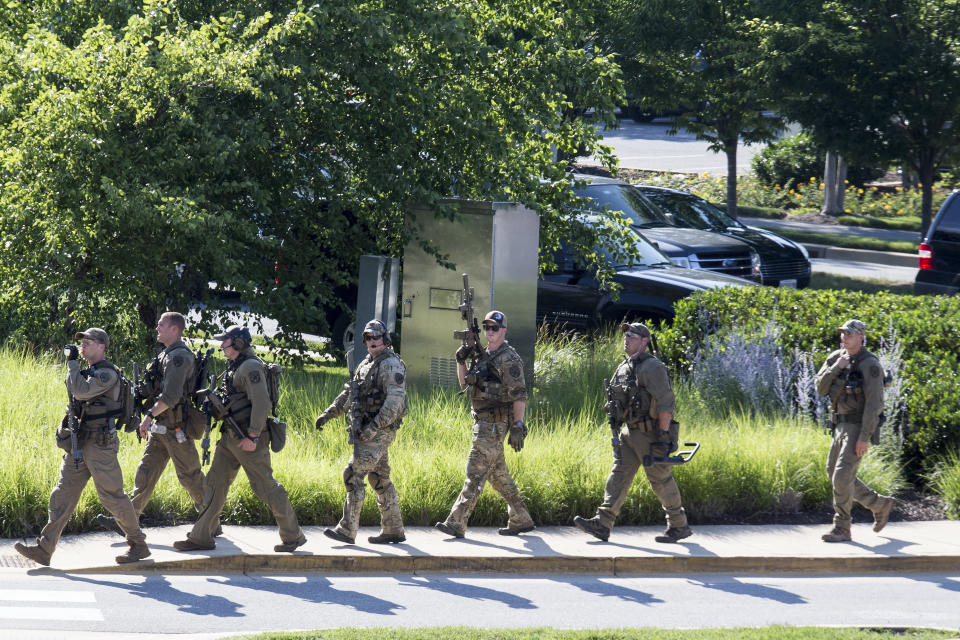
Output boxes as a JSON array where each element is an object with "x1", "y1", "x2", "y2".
[
  {"x1": 660, "y1": 288, "x2": 960, "y2": 479},
  {"x1": 751, "y1": 132, "x2": 884, "y2": 189},
  {"x1": 929, "y1": 450, "x2": 960, "y2": 519}
]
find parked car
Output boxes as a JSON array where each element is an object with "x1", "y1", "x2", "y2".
[
  {"x1": 633, "y1": 185, "x2": 812, "y2": 288},
  {"x1": 572, "y1": 175, "x2": 761, "y2": 281},
  {"x1": 915, "y1": 189, "x2": 960, "y2": 295},
  {"x1": 538, "y1": 219, "x2": 754, "y2": 330}
]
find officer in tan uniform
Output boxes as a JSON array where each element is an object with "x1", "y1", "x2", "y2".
[
  {"x1": 435, "y1": 310, "x2": 535, "y2": 538},
  {"x1": 815, "y1": 319, "x2": 895, "y2": 542},
  {"x1": 574, "y1": 322, "x2": 692, "y2": 544},
  {"x1": 15, "y1": 328, "x2": 150, "y2": 566},
  {"x1": 97, "y1": 312, "x2": 206, "y2": 535},
  {"x1": 173, "y1": 325, "x2": 306, "y2": 553},
  {"x1": 316, "y1": 319, "x2": 407, "y2": 545}
]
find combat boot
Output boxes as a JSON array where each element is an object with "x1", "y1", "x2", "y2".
[
  {"x1": 498, "y1": 524, "x2": 535, "y2": 536},
  {"x1": 573, "y1": 515, "x2": 610, "y2": 542},
  {"x1": 323, "y1": 528, "x2": 355, "y2": 544},
  {"x1": 173, "y1": 538, "x2": 216, "y2": 551},
  {"x1": 873, "y1": 496, "x2": 895, "y2": 533},
  {"x1": 434, "y1": 521, "x2": 465, "y2": 539},
  {"x1": 821, "y1": 526, "x2": 852, "y2": 542},
  {"x1": 14, "y1": 542, "x2": 51, "y2": 567},
  {"x1": 655, "y1": 525, "x2": 693, "y2": 544},
  {"x1": 274, "y1": 535, "x2": 308, "y2": 552},
  {"x1": 115, "y1": 542, "x2": 151, "y2": 564},
  {"x1": 95, "y1": 514, "x2": 125, "y2": 537},
  {"x1": 368, "y1": 532, "x2": 406, "y2": 544}
]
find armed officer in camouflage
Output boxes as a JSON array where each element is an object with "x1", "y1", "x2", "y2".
[
  {"x1": 435, "y1": 310, "x2": 535, "y2": 538},
  {"x1": 15, "y1": 328, "x2": 150, "y2": 566},
  {"x1": 574, "y1": 322, "x2": 692, "y2": 544},
  {"x1": 96, "y1": 312, "x2": 206, "y2": 536},
  {"x1": 173, "y1": 325, "x2": 306, "y2": 553},
  {"x1": 316, "y1": 319, "x2": 407, "y2": 545},
  {"x1": 815, "y1": 319, "x2": 895, "y2": 543}
]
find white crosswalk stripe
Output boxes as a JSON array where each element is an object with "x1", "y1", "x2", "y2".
[{"x1": 0, "y1": 590, "x2": 102, "y2": 621}]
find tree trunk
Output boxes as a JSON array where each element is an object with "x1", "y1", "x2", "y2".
[
  {"x1": 822, "y1": 151, "x2": 841, "y2": 215},
  {"x1": 726, "y1": 140, "x2": 738, "y2": 219},
  {"x1": 918, "y1": 158, "x2": 936, "y2": 237},
  {"x1": 836, "y1": 156, "x2": 848, "y2": 212}
]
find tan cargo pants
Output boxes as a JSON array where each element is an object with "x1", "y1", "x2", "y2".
[
  {"x1": 595, "y1": 425, "x2": 687, "y2": 530},
  {"x1": 187, "y1": 431, "x2": 303, "y2": 546},
  {"x1": 443, "y1": 417, "x2": 533, "y2": 533},
  {"x1": 38, "y1": 431, "x2": 145, "y2": 554},
  {"x1": 827, "y1": 421, "x2": 886, "y2": 528},
  {"x1": 129, "y1": 428, "x2": 205, "y2": 514},
  {"x1": 331, "y1": 425, "x2": 404, "y2": 539}
]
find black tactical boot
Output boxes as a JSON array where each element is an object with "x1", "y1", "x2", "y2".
[
  {"x1": 434, "y1": 521, "x2": 465, "y2": 539},
  {"x1": 274, "y1": 535, "x2": 308, "y2": 552},
  {"x1": 498, "y1": 524, "x2": 536, "y2": 536},
  {"x1": 368, "y1": 532, "x2": 407, "y2": 544},
  {"x1": 95, "y1": 514, "x2": 125, "y2": 537},
  {"x1": 323, "y1": 528, "x2": 356, "y2": 544},
  {"x1": 573, "y1": 515, "x2": 610, "y2": 542},
  {"x1": 115, "y1": 542, "x2": 151, "y2": 564},
  {"x1": 14, "y1": 542, "x2": 51, "y2": 566},
  {"x1": 655, "y1": 525, "x2": 693, "y2": 543},
  {"x1": 173, "y1": 538, "x2": 216, "y2": 551}
]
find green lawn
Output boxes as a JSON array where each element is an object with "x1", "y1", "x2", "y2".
[{"x1": 808, "y1": 273, "x2": 914, "y2": 295}]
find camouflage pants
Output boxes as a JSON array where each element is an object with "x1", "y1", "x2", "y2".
[
  {"x1": 39, "y1": 432, "x2": 145, "y2": 555},
  {"x1": 188, "y1": 430, "x2": 303, "y2": 546},
  {"x1": 596, "y1": 425, "x2": 687, "y2": 530},
  {"x1": 332, "y1": 425, "x2": 404, "y2": 539},
  {"x1": 129, "y1": 428, "x2": 205, "y2": 514},
  {"x1": 443, "y1": 418, "x2": 533, "y2": 533},
  {"x1": 827, "y1": 422, "x2": 885, "y2": 528}
]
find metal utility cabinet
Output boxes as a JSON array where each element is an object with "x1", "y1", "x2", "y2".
[
  {"x1": 401, "y1": 201, "x2": 539, "y2": 388},
  {"x1": 348, "y1": 255, "x2": 400, "y2": 373}
]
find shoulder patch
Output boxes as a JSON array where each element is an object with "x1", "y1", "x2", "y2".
[
  {"x1": 97, "y1": 371, "x2": 111, "y2": 383},
  {"x1": 395, "y1": 372, "x2": 404, "y2": 384},
  {"x1": 249, "y1": 370, "x2": 261, "y2": 384},
  {"x1": 172, "y1": 355, "x2": 184, "y2": 367},
  {"x1": 509, "y1": 365, "x2": 522, "y2": 379},
  {"x1": 871, "y1": 365, "x2": 881, "y2": 378}
]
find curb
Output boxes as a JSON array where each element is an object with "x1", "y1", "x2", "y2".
[
  {"x1": 803, "y1": 243, "x2": 918, "y2": 268},
  {"x1": 54, "y1": 553, "x2": 960, "y2": 576}
]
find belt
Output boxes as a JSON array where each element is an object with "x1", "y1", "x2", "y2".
[
  {"x1": 835, "y1": 412, "x2": 863, "y2": 424},
  {"x1": 472, "y1": 405, "x2": 511, "y2": 420},
  {"x1": 627, "y1": 417, "x2": 655, "y2": 431}
]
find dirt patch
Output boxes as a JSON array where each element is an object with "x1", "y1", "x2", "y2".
[{"x1": 786, "y1": 211, "x2": 844, "y2": 225}]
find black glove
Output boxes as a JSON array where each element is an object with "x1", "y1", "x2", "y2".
[
  {"x1": 455, "y1": 343, "x2": 474, "y2": 364},
  {"x1": 508, "y1": 420, "x2": 527, "y2": 452},
  {"x1": 657, "y1": 428, "x2": 677, "y2": 454},
  {"x1": 315, "y1": 412, "x2": 330, "y2": 431},
  {"x1": 64, "y1": 344, "x2": 79, "y2": 361}
]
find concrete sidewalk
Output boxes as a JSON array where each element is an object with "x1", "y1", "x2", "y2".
[
  {"x1": 740, "y1": 216, "x2": 922, "y2": 244},
  {"x1": 4, "y1": 521, "x2": 959, "y2": 575}
]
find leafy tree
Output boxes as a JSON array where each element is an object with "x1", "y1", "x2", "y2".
[
  {"x1": 600, "y1": 0, "x2": 784, "y2": 217},
  {"x1": 0, "y1": 0, "x2": 624, "y2": 358},
  {"x1": 757, "y1": 0, "x2": 960, "y2": 234}
]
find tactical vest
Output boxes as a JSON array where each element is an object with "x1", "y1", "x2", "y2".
[
  {"x1": 465, "y1": 344, "x2": 511, "y2": 410},
  {"x1": 77, "y1": 361, "x2": 123, "y2": 431},
  {"x1": 831, "y1": 350, "x2": 876, "y2": 423},
  {"x1": 607, "y1": 353, "x2": 655, "y2": 428},
  {"x1": 352, "y1": 350, "x2": 407, "y2": 424},
  {"x1": 221, "y1": 352, "x2": 263, "y2": 430}
]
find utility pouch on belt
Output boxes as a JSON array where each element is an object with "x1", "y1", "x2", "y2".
[
  {"x1": 267, "y1": 416, "x2": 286, "y2": 452},
  {"x1": 183, "y1": 403, "x2": 206, "y2": 440}
]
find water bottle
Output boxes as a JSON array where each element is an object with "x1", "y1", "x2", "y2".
[
  {"x1": 174, "y1": 427, "x2": 187, "y2": 443},
  {"x1": 149, "y1": 422, "x2": 167, "y2": 435}
]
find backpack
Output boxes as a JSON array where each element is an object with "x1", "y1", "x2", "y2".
[{"x1": 99, "y1": 362, "x2": 137, "y2": 433}]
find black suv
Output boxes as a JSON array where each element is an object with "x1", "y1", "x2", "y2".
[
  {"x1": 573, "y1": 175, "x2": 761, "y2": 282},
  {"x1": 915, "y1": 189, "x2": 960, "y2": 295},
  {"x1": 634, "y1": 185, "x2": 812, "y2": 288},
  {"x1": 539, "y1": 220, "x2": 754, "y2": 329}
]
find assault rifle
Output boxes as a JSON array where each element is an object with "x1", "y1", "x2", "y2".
[
  {"x1": 453, "y1": 273, "x2": 482, "y2": 364},
  {"x1": 603, "y1": 378, "x2": 623, "y2": 463},
  {"x1": 196, "y1": 387, "x2": 248, "y2": 446},
  {"x1": 346, "y1": 379, "x2": 363, "y2": 446},
  {"x1": 65, "y1": 382, "x2": 83, "y2": 469},
  {"x1": 131, "y1": 362, "x2": 142, "y2": 443},
  {"x1": 197, "y1": 373, "x2": 218, "y2": 466}
]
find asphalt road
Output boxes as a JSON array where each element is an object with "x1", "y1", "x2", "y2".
[
  {"x1": 2, "y1": 571, "x2": 958, "y2": 637},
  {"x1": 579, "y1": 118, "x2": 773, "y2": 175}
]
